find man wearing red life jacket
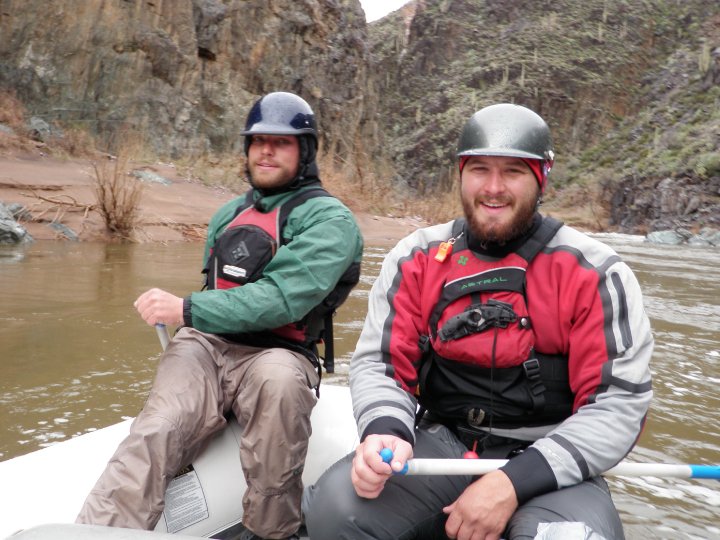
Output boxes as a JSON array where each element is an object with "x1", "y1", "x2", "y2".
[
  {"x1": 305, "y1": 104, "x2": 653, "y2": 539},
  {"x1": 76, "y1": 92, "x2": 363, "y2": 540}
]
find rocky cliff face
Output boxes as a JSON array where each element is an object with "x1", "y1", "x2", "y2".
[
  {"x1": 1, "y1": 0, "x2": 718, "y2": 234},
  {"x1": 0, "y1": 0, "x2": 370, "y2": 166},
  {"x1": 595, "y1": 12, "x2": 720, "y2": 234},
  {"x1": 366, "y1": 0, "x2": 719, "y2": 233},
  {"x1": 369, "y1": 0, "x2": 709, "y2": 183}
]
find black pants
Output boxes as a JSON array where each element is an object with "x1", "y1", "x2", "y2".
[{"x1": 303, "y1": 424, "x2": 624, "y2": 539}]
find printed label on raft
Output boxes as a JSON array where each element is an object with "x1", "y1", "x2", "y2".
[{"x1": 163, "y1": 467, "x2": 209, "y2": 533}]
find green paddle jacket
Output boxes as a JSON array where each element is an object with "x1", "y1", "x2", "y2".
[{"x1": 182, "y1": 184, "x2": 363, "y2": 338}]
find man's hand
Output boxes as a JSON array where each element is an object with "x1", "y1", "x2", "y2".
[
  {"x1": 443, "y1": 470, "x2": 518, "y2": 540},
  {"x1": 134, "y1": 288, "x2": 184, "y2": 327},
  {"x1": 351, "y1": 434, "x2": 413, "y2": 499}
]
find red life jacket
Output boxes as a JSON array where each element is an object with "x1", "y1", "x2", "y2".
[
  {"x1": 203, "y1": 186, "x2": 360, "y2": 373},
  {"x1": 417, "y1": 216, "x2": 573, "y2": 429}
]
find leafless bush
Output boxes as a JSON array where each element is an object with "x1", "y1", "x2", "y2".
[{"x1": 93, "y1": 146, "x2": 143, "y2": 240}]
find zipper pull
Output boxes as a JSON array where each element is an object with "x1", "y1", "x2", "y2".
[{"x1": 434, "y1": 231, "x2": 463, "y2": 262}]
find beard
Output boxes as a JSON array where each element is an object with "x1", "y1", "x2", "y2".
[
  {"x1": 462, "y1": 192, "x2": 538, "y2": 244},
  {"x1": 246, "y1": 161, "x2": 301, "y2": 197}
]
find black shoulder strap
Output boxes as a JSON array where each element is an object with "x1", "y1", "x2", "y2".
[
  {"x1": 516, "y1": 216, "x2": 563, "y2": 263},
  {"x1": 278, "y1": 186, "x2": 331, "y2": 244},
  {"x1": 232, "y1": 189, "x2": 258, "y2": 218},
  {"x1": 278, "y1": 184, "x2": 341, "y2": 374},
  {"x1": 452, "y1": 218, "x2": 467, "y2": 248}
]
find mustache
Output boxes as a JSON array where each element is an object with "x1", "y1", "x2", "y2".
[{"x1": 474, "y1": 195, "x2": 513, "y2": 206}]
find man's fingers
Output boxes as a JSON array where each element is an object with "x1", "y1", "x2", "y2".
[
  {"x1": 351, "y1": 447, "x2": 391, "y2": 499},
  {"x1": 133, "y1": 289, "x2": 180, "y2": 327}
]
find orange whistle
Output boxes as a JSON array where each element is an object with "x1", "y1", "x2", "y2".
[{"x1": 435, "y1": 241, "x2": 452, "y2": 262}]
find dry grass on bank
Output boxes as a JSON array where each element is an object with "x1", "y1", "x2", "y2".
[
  {"x1": 316, "y1": 153, "x2": 463, "y2": 225},
  {"x1": 174, "y1": 153, "x2": 246, "y2": 191},
  {"x1": 171, "y1": 148, "x2": 461, "y2": 225},
  {"x1": 542, "y1": 183, "x2": 609, "y2": 232},
  {"x1": 0, "y1": 91, "x2": 37, "y2": 154},
  {"x1": 0, "y1": 91, "x2": 25, "y2": 129},
  {"x1": 0, "y1": 89, "x2": 612, "y2": 236},
  {"x1": 0, "y1": 90, "x2": 98, "y2": 159},
  {"x1": 0, "y1": 87, "x2": 488, "y2": 233}
]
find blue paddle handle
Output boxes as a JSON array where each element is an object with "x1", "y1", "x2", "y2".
[
  {"x1": 690, "y1": 465, "x2": 720, "y2": 480},
  {"x1": 380, "y1": 448, "x2": 408, "y2": 475}
]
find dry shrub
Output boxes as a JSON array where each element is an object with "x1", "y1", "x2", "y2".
[
  {"x1": 317, "y1": 152, "x2": 363, "y2": 208},
  {"x1": 0, "y1": 90, "x2": 100, "y2": 157},
  {"x1": 93, "y1": 144, "x2": 144, "y2": 240},
  {"x1": 317, "y1": 152, "x2": 399, "y2": 216},
  {"x1": 50, "y1": 125, "x2": 97, "y2": 158},
  {"x1": 0, "y1": 89, "x2": 35, "y2": 152},
  {"x1": 0, "y1": 130, "x2": 38, "y2": 153},
  {"x1": 315, "y1": 149, "x2": 465, "y2": 226},
  {"x1": 543, "y1": 183, "x2": 608, "y2": 231},
  {"x1": 0, "y1": 90, "x2": 26, "y2": 129}
]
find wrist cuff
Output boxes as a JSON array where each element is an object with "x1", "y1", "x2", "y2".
[
  {"x1": 361, "y1": 417, "x2": 414, "y2": 445},
  {"x1": 500, "y1": 447, "x2": 557, "y2": 504},
  {"x1": 182, "y1": 296, "x2": 193, "y2": 327}
]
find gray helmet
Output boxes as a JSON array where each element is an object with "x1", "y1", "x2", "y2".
[
  {"x1": 241, "y1": 91, "x2": 317, "y2": 155},
  {"x1": 457, "y1": 103, "x2": 554, "y2": 162},
  {"x1": 242, "y1": 92, "x2": 320, "y2": 193}
]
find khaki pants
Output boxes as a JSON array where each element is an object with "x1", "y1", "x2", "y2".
[{"x1": 77, "y1": 327, "x2": 319, "y2": 538}]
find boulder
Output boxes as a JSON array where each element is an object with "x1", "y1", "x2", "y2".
[
  {"x1": 645, "y1": 230, "x2": 684, "y2": 245},
  {"x1": 0, "y1": 202, "x2": 33, "y2": 244}
]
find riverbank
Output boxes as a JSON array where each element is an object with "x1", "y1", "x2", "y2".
[
  {"x1": 5, "y1": 151, "x2": 719, "y2": 249},
  {"x1": 0, "y1": 151, "x2": 427, "y2": 246}
]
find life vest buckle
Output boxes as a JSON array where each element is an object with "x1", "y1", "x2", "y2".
[
  {"x1": 523, "y1": 357, "x2": 541, "y2": 380},
  {"x1": 523, "y1": 357, "x2": 547, "y2": 402}
]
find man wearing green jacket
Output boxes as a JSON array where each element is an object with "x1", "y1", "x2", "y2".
[{"x1": 76, "y1": 92, "x2": 364, "y2": 540}]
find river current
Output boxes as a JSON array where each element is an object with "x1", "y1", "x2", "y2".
[{"x1": 0, "y1": 236, "x2": 718, "y2": 538}]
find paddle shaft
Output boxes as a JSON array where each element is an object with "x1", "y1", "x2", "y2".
[
  {"x1": 155, "y1": 323, "x2": 170, "y2": 351},
  {"x1": 402, "y1": 458, "x2": 720, "y2": 479}
]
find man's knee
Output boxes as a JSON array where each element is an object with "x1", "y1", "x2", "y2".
[
  {"x1": 245, "y1": 349, "x2": 317, "y2": 403},
  {"x1": 506, "y1": 477, "x2": 623, "y2": 540},
  {"x1": 149, "y1": 337, "x2": 222, "y2": 413},
  {"x1": 302, "y1": 454, "x2": 359, "y2": 539}
]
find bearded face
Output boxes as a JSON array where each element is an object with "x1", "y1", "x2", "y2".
[
  {"x1": 460, "y1": 156, "x2": 540, "y2": 244},
  {"x1": 247, "y1": 134, "x2": 300, "y2": 190}
]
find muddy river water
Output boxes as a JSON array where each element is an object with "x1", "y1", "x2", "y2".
[{"x1": 1, "y1": 236, "x2": 718, "y2": 538}]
